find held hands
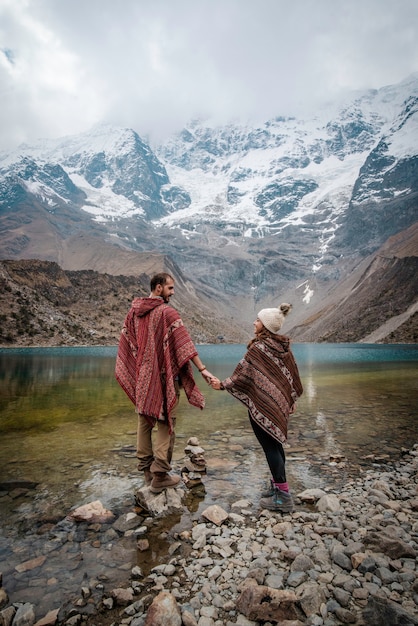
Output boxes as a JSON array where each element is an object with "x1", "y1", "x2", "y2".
[
  {"x1": 209, "y1": 376, "x2": 222, "y2": 390},
  {"x1": 200, "y1": 368, "x2": 214, "y2": 385},
  {"x1": 199, "y1": 368, "x2": 222, "y2": 388},
  {"x1": 197, "y1": 363, "x2": 223, "y2": 388}
]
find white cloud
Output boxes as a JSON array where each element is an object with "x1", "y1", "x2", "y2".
[{"x1": 1, "y1": 0, "x2": 418, "y2": 150}]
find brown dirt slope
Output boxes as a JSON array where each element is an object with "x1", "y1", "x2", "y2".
[{"x1": 0, "y1": 259, "x2": 248, "y2": 347}]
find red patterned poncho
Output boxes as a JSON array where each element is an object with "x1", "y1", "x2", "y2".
[
  {"x1": 222, "y1": 335, "x2": 303, "y2": 444},
  {"x1": 115, "y1": 297, "x2": 205, "y2": 430}
]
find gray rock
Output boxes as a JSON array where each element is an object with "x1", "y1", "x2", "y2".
[
  {"x1": 298, "y1": 582, "x2": 326, "y2": 617},
  {"x1": 290, "y1": 554, "x2": 315, "y2": 572},
  {"x1": 333, "y1": 587, "x2": 351, "y2": 607},
  {"x1": 11, "y1": 603, "x2": 35, "y2": 626},
  {"x1": 287, "y1": 571, "x2": 308, "y2": 587},
  {"x1": 264, "y1": 573, "x2": 284, "y2": 589},
  {"x1": 358, "y1": 556, "x2": 377, "y2": 573},
  {"x1": 375, "y1": 566, "x2": 398, "y2": 585},
  {"x1": 332, "y1": 550, "x2": 352, "y2": 571},
  {"x1": 362, "y1": 594, "x2": 418, "y2": 625},
  {"x1": 112, "y1": 511, "x2": 143, "y2": 533},
  {"x1": 317, "y1": 494, "x2": 341, "y2": 512}
]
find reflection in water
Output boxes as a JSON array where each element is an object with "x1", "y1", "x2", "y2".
[{"x1": 1, "y1": 343, "x2": 416, "y2": 510}]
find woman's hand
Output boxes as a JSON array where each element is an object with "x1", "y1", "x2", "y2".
[{"x1": 210, "y1": 377, "x2": 222, "y2": 390}]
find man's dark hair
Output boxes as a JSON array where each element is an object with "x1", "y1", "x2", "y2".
[{"x1": 150, "y1": 272, "x2": 174, "y2": 292}]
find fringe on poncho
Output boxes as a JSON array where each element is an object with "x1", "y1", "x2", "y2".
[
  {"x1": 115, "y1": 297, "x2": 205, "y2": 431},
  {"x1": 222, "y1": 335, "x2": 303, "y2": 443}
]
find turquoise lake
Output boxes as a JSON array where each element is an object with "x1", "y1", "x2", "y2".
[{"x1": 1, "y1": 342, "x2": 417, "y2": 519}]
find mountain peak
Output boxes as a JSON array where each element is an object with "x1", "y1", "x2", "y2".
[{"x1": 0, "y1": 75, "x2": 417, "y2": 342}]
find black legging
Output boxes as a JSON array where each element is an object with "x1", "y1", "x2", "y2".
[{"x1": 250, "y1": 415, "x2": 286, "y2": 484}]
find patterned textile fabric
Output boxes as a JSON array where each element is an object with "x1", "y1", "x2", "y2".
[
  {"x1": 222, "y1": 335, "x2": 303, "y2": 443},
  {"x1": 115, "y1": 297, "x2": 205, "y2": 431}
]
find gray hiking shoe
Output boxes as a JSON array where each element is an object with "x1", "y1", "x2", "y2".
[
  {"x1": 261, "y1": 478, "x2": 275, "y2": 498},
  {"x1": 260, "y1": 488, "x2": 294, "y2": 513}
]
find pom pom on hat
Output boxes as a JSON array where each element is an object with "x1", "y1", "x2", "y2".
[{"x1": 257, "y1": 303, "x2": 292, "y2": 334}]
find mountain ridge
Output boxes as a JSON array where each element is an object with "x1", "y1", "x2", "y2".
[{"x1": 0, "y1": 74, "x2": 417, "y2": 344}]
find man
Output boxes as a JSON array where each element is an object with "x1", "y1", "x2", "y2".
[{"x1": 115, "y1": 272, "x2": 213, "y2": 493}]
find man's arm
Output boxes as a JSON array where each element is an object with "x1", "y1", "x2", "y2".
[{"x1": 191, "y1": 355, "x2": 214, "y2": 383}]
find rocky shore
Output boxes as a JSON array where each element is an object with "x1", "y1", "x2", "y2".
[{"x1": 1, "y1": 446, "x2": 418, "y2": 626}]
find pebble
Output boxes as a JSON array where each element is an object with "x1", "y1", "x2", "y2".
[{"x1": 1, "y1": 447, "x2": 418, "y2": 625}]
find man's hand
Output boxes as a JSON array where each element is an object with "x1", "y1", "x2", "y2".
[
  {"x1": 209, "y1": 377, "x2": 222, "y2": 390},
  {"x1": 200, "y1": 368, "x2": 214, "y2": 384}
]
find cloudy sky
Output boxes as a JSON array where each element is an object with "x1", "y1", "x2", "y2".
[{"x1": 1, "y1": 0, "x2": 418, "y2": 150}]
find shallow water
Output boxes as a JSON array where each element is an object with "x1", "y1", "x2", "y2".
[
  {"x1": 0, "y1": 343, "x2": 417, "y2": 619},
  {"x1": 1, "y1": 343, "x2": 417, "y2": 511}
]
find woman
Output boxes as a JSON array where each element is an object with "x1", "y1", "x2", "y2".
[{"x1": 210, "y1": 303, "x2": 303, "y2": 512}]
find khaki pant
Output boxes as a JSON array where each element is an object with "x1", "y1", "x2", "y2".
[{"x1": 136, "y1": 384, "x2": 180, "y2": 473}]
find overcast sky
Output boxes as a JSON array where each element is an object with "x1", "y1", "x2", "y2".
[{"x1": 1, "y1": 0, "x2": 418, "y2": 151}]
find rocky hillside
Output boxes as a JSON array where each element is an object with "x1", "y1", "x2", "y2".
[
  {"x1": 1, "y1": 221, "x2": 416, "y2": 348},
  {"x1": 289, "y1": 222, "x2": 418, "y2": 344},
  {"x1": 0, "y1": 259, "x2": 248, "y2": 348}
]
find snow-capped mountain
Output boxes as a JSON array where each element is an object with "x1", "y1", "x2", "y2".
[
  {"x1": 0, "y1": 125, "x2": 181, "y2": 221},
  {"x1": 156, "y1": 74, "x2": 418, "y2": 258},
  {"x1": 0, "y1": 74, "x2": 417, "y2": 335}
]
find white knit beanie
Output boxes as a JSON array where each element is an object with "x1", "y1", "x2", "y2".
[{"x1": 257, "y1": 303, "x2": 292, "y2": 334}]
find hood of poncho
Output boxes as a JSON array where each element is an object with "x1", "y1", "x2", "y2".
[{"x1": 130, "y1": 297, "x2": 164, "y2": 316}]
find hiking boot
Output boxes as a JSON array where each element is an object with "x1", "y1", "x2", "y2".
[
  {"x1": 260, "y1": 488, "x2": 294, "y2": 513},
  {"x1": 143, "y1": 468, "x2": 153, "y2": 486},
  {"x1": 261, "y1": 478, "x2": 275, "y2": 498},
  {"x1": 150, "y1": 472, "x2": 181, "y2": 493}
]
